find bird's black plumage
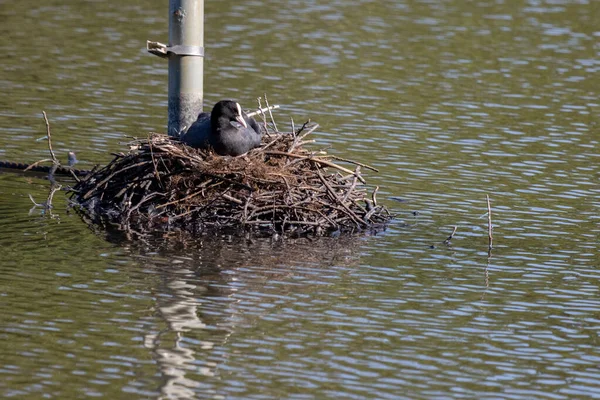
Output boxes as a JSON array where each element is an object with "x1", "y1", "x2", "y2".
[{"x1": 181, "y1": 100, "x2": 262, "y2": 156}]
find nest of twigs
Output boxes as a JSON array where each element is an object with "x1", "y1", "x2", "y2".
[{"x1": 69, "y1": 121, "x2": 391, "y2": 237}]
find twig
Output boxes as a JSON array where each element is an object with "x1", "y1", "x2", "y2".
[
  {"x1": 341, "y1": 167, "x2": 360, "y2": 203},
  {"x1": 317, "y1": 168, "x2": 365, "y2": 228},
  {"x1": 23, "y1": 158, "x2": 54, "y2": 172},
  {"x1": 246, "y1": 219, "x2": 322, "y2": 227},
  {"x1": 486, "y1": 194, "x2": 493, "y2": 251},
  {"x1": 148, "y1": 138, "x2": 163, "y2": 189},
  {"x1": 296, "y1": 123, "x2": 320, "y2": 142},
  {"x1": 256, "y1": 97, "x2": 270, "y2": 136},
  {"x1": 42, "y1": 111, "x2": 59, "y2": 166},
  {"x1": 82, "y1": 160, "x2": 154, "y2": 200},
  {"x1": 28, "y1": 194, "x2": 44, "y2": 207},
  {"x1": 443, "y1": 226, "x2": 458, "y2": 245},
  {"x1": 69, "y1": 169, "x2": 81, "y2": 182},
  {"x1": 363, "y1": 205, "x2": 382, "y2": 222},
  {"x1": 264, "y1": 94, "x2": 278, "y2": 132},
  {"x1": 288, "y1": 117, "x2": 300, "y2": 153},
  {"x1": 264, "y1": 150, "x2": 365, "y2": 183},
  {"x1": 155, "y1": 184, "x2": 210, "y2": 209},
  {"x1": 223, "y1": 193, "x2": 243, "y2": 205},
  {"x1": 246, "y1": 104, "x2": 280, "y2": 118},
  {"x1": 372, "y1": 185, "x2": 379, "y2": 206},
  {"x1": 259, "y1": 135, "x2": 283, "y2": 152},
  {"x1": 295, "y1": 120, "x2": 311, "y2": 135},
  {"x1": 287, "y1": 123, "x2": 320, "y2": 153},
  {"x1": 330, "y1": 156, "x2": 379, "y2": 172},
  {"x1": 126, "y1": 192, "x2": 161, "y2": 222}
]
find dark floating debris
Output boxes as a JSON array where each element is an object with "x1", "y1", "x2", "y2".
[{"x1": 68, "y1": 118, "x2": 392, "y2": 238}]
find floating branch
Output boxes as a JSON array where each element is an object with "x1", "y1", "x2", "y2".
[
  {"x1": 19, "y1": 112, "x2": 83, "y2": 182},
  {"x1": 443, "y1": 225, "x2": 458, "y2": 245}
]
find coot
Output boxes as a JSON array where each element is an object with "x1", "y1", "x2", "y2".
[{"x1": 181, "y1": 100, "x2": 262, "y2": 156}]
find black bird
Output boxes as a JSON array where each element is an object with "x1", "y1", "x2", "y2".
[{"x1": 181, "y1": 100, "x2": 262, "y2": 156}]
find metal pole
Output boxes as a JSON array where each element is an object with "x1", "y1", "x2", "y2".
[{"x1": 167, "y1": 0, "x2": 204, "y2": 137}]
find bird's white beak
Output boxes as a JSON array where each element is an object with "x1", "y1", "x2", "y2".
[{"x1": 235, "y1": 102, "x2": 248, "y2": 128}]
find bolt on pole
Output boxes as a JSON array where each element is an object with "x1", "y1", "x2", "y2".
[{"x1": 148, "y1": 0, "x2": 204, "y2": 137}]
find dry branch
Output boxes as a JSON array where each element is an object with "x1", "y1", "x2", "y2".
[
  {"x1": 443, "y1": 226, "x2": 458, "y2": 245},
  {"x1": 42, "y1": 111, "x2": 59, "y2": 166}
]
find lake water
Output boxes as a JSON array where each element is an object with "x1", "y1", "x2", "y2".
[{"x1": 1, "y1": 0, "x2": 599, "y2": 399}]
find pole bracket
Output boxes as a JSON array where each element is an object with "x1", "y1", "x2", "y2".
[{"x1": 147, "y1": 41, "x2": 204, "y2": 59}]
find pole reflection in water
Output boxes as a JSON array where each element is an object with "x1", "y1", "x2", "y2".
[
  {"x1": 124, "y1": 233, "x2": 363, "y2": 398},
  {"x1": 144, "y1": 265, "x2": 218, "y2": 399}
]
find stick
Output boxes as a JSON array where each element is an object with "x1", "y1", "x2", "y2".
[
  {"x1": 246, "y1": 219, "x2": 322, "y2": 227},
  {"x1": 443, "y1": 226, "x2": 458, "y2": 245},
  {"x1": 42, "y1": 111, "x2": 59, "y2": 165},
  {"x1": 126, "y1": 192, "x2": 161, "y2": 222},
  {"x1": 372, "y1": 185, "x2": 379, "y2": 206},
  {"x1": 295, "y1": 120, "x2": 311, "y2": 135},
  {"x1": 317, "y1": 168, "x2": 365, "y2": 228},
  {"x1": 82, "y1": 160, "x2": 154, "y2": 200},
  {"x1": 264, "y1": 94, "x2": 278, "y2": 132},
  {"x1": 285, "y1": 122, "x2": 321, "y2": 153},
  {"x1": 246, "y1": 104, "x2": 280, "y2": 118},
  {"x1": 330, "y1": 155, "x2": 379, "y2": 172},
  {"x1": 155, "y1": 184, "x2": 210, "y2": 209},
  {"x1": 258, "y1": 135, "x2": 282, "y2": 151},
  {"x1": 296, "y1": 123, "x2": 319, "y2": 142},
  {"x1": 255, "y1": 97, "x2": 269, "y2": 135},
  {"x1": 69, "y1": 169, "x2": 81, "y2": 182},
  {"x1": 223, "y1": 193, "x2": 243, "y2": 205},
  {"x1": 23, "y1": 158, "x2": 54, "y2": 172},
  {"x1": 363, "y1": 205, "x2": 382, "y2": 222},
  {"x1": 486, "y1": 194, "x2": 493, "y2": 251},
  {"x1": 264, "y1": 151, "x2": 366, "y2": 183},
  {"x1": 341, "y1": 167, "x2": 360, "y2": 203},
  {"x1": 148, "y1": 138, "x2": 163, "y2": 189},
  {"x1": 288, "y1": 117, "x2": 300, "y2": 153}
]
